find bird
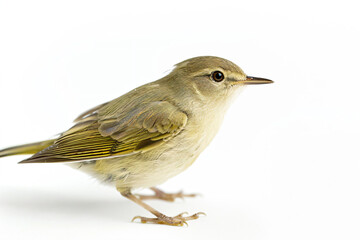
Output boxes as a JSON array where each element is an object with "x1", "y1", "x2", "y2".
[{"x1": 0, "y1": 56, "x2": 273, "y2": 226}]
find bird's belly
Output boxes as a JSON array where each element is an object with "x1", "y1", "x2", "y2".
[
  {"x1": 71, "y1": 115, "x2": 223, "y2": 189},
  {"x1": 71, "y1": 140, "x2": 201, "y2": 189}
]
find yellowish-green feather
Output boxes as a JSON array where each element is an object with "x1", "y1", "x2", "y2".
[{"x1": 0, "y1": 139, "x2": 56, "y2": 158}]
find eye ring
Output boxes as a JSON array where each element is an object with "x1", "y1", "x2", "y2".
[{"x1": 211, "y1": 71, "x2": 225, "y2": 82}]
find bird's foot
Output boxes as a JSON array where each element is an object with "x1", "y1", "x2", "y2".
[
  {"x1": 136, "y1": 187, "x2": 199, "y2": 202},
  {"x1": 132, "y1": 212, "x2": 206, "y2": 226}
]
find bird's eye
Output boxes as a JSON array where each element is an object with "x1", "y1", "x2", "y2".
[{"x1": 211, "y1": 71, "x2": 225, "y2": 82}]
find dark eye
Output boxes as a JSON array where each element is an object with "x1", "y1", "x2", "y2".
[{"x1": 211, "y1": 71, "x2": 225, "y2": 82}]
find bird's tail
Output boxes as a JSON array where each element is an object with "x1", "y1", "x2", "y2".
[{"x1": 0, "y1": 139, "x2": 56, "y2": 158}]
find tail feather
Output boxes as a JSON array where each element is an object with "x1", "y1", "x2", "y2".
[{"x1": 0, "y1": 139, "x2": 56, "y2": 158}]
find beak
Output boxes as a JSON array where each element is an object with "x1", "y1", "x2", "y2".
[{"x1": 242, "y1": 76, "x2": 274, "y2": 84}]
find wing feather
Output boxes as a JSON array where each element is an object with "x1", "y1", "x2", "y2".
[{"x1": 20, "y1": 101, "x2": 187, "y2": 163}]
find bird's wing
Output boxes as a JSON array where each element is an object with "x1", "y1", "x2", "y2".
[{"x1": 19, "y1": 101, "x2": 187, "y2": 163}]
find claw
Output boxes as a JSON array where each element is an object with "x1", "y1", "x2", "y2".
[
  {"x1": 195, "y1": 212, "x2": 206, "y2": 217},
  {"x1": 174, "y1": 211, "x2": 189, "y2": 218},
  {"x1": 131, "y1": 216, "x2": 143, "y2": 223},
  {"x1": 129, "y1": 212, "x2": 205, "y2": 226}
]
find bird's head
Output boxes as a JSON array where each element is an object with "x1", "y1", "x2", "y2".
[{"x1": 162, "y1": 56, "x2": 273, "y2": 111}]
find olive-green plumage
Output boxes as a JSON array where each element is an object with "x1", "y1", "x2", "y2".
[{"x1": 0, "y1": 56, "x2": 273, "y2": 226}]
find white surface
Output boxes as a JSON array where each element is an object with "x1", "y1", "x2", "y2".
[{"x1": 0, "y1": 0, "x2": 360, "y2": 239}]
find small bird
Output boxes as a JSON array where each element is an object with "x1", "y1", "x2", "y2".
[{"x1": 0, "y1": 56, "x2": 273, "y2": 226}]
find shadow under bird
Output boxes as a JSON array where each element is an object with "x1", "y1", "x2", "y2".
[{"x1": 0, "y1": 56, "x2": 273, "y2": 226}]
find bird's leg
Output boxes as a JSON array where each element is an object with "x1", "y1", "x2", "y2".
[
  {"x1": 119, "y1": 188, "x2": 205, "y2": 226},
  {"x1": 135, "y1": 187, "x2": 198, "y2": 202}
]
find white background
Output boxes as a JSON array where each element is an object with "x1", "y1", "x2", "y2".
[{"x1": 0, "y1": 0, "x2": 359, "y2": 239}]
